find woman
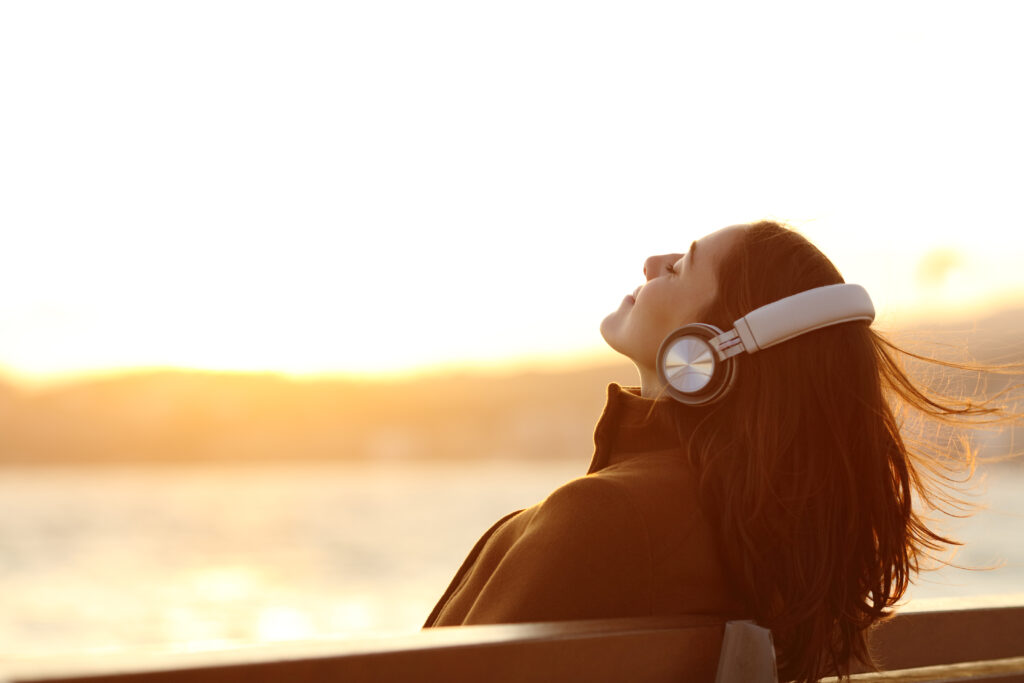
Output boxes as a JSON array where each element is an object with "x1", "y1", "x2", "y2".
[{"x1": 424, "y1": 220, "x2": 1015, "y2": 682}]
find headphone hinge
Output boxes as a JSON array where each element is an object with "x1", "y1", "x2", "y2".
[{"x1": 711, "y1": 329, "x2": 747, "y2": 359}]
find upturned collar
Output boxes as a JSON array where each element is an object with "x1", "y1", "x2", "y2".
[{"x1": 587, "y1": 383, "x2": 683, "y2": 474}]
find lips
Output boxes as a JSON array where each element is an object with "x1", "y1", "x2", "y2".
[{"x1": 632, "y1": 285, "x2": 642, "y2": 300}]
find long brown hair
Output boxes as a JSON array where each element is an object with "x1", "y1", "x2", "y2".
[{"x1": 677, "y1": 221, "x2": 1021, "y2": 682}]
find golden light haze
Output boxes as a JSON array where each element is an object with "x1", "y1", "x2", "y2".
[{"x1": 2, "y1": 1, "x2": 1022, "y2": 385}]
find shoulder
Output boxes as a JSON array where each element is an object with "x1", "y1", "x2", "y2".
[
  {"x1": 460, "y1": 473, "x2": 655, "y2": 623},
  {"x1": 528, "y1": 474, "x2": 647, "y2": 545},
  {"x1": 540, "y1": 474, "x2": 637, "y2": 514}
]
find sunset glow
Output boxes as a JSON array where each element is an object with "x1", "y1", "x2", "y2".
[{"x1": 2, "y1": 1, "x2": 1022, "y2": 385}]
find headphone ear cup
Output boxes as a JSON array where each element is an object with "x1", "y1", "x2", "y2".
[{"x1": 656, "y1": 323, "x2": 737, "y2": 406}]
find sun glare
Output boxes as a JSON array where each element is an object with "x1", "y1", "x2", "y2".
[{"x1": 1, "y1": 2, "x2": 1022, "y2": 384}]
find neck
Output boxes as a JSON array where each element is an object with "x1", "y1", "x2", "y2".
[{"x1": 636, "y1": 363, "x2": 667, "y2": 399}]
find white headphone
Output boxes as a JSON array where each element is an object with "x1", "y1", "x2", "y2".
[{"x1": 656, "y1": 283, "x2": 875, "y2": 405}]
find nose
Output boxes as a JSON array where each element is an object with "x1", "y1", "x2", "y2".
[
  {"x1": 643, "y1": 255, "x2": 667, "y2": 281},
  {"x1": 643, "y1": 253, "x2": 685, "y2": 280}
]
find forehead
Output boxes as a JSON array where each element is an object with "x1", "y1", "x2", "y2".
[{"x1": 693, "y1": 224, "x2": 747, "y2": 261}]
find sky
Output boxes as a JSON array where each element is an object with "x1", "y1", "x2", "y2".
[{"x1": 2, "y1": 1, "x2": 1023, "y2": 384}]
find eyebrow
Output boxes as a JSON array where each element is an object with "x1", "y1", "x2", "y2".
[{"x1": 689, "y1": 240, "x2": 697, "y2": 265}]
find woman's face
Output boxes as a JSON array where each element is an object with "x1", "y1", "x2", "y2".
[{"x1": 601, "y1": 224, "x2": 746, "y2": 375}]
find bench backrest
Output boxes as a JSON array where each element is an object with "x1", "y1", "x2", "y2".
[{"x1": 3, "y1": 598, "x2": 1023, "y2": 683}]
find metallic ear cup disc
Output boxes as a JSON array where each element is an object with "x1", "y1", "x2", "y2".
[
  {"x1": 656, "y1": 323, "x2": 737, "y2": 406},
  {"x1": 662, "y1": 336, "x2": 716, "y2": 393}
]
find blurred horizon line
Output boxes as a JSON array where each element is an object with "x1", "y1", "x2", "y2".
[
  {"x1": 0, "y1": 345, "x2": 626, "y2": 392},
  {"x1": 2, "y1": 297, "x2": 1022, "y2": 392}
]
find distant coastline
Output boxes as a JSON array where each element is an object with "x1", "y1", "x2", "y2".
[
  {"x1": 2, "y1": 306, "x2": 1021, "y2": 466},
  {"x1": 0, "y1": 362, "x2": 638, "y2": 465}
]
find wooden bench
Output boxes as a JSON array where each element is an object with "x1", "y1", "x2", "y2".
[{"x1": 2, "y1": 596, "x2": 1022, "y2": 683}]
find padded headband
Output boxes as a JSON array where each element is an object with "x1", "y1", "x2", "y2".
[{"x1": 712, "y1": 284, "x2": 874, "y2": 359}]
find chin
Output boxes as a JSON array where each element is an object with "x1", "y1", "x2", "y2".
[{"x1": 599, "y1": 313, "x2": 622, "y2": 351}]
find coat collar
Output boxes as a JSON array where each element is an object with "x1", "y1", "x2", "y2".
[{"x1": 587, "y1": 383, "x2": 682, "y2": 473}]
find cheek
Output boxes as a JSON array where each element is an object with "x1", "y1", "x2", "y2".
[
  {"x1": 632, "y1": 296, "x2": 683, "y2": 357},
  {"x1": 639, "y1": 289, "x2": 685, "y2": 331}
]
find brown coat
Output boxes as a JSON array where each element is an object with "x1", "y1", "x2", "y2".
[{"x1": 425, "y1": 384, "x2": 745, "y2": 627}]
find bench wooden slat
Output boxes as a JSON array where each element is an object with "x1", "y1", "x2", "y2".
[
  {"x1": 5, "y1": 598, "x2": 1023, "y2": 683},
  {"x1": 1, "y1": 616, "x2": 727, "y2": 683},
  {"x1": 864, "y1": 605, "x2": 1024, "y2": 673},
  {"x1": 828, "y1": 656, "x2": 1024, "y2": 682}
]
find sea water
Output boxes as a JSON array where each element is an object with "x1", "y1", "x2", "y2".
[{"x1": 0, "y1": 459, "x2": 1021, "y2": 660}]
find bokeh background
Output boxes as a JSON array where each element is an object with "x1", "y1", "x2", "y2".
[{"x1": 1, "y1": 0, "x2": 1022, "y2": 661}]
